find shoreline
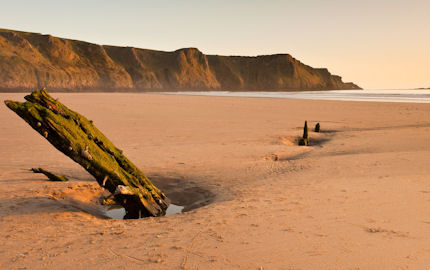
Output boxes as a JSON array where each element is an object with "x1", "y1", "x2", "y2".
[
  {"x1": 160, "y1": 89, "x2": 430, "y2": 103},
  {"x1": 4, "y1": 89, "x2": 430, "y2": 104}
]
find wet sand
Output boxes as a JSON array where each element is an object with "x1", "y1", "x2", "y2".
[{"x1": 1, "y1": 93, "x2": 430, "y2": 269}]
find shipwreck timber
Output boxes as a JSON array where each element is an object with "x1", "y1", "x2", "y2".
[{"x1": 5, "y1": 89, "x2": 169, "y2": 218}]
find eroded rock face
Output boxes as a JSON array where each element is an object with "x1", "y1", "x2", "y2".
[{"x1": 0, "y1": 28, "x2": 361, "y2": 91}]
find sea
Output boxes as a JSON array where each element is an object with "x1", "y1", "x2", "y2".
[{"x1": 163, "y1": 89, "x2": 430, "y2": 103}]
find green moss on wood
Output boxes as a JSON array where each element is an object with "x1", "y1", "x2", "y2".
[
  {"x1": 101, "y1": 195, "x2": 118, "y2": 206},
  {"x1": 5, "y1": 89, "x2": 169, "y2": 218},
  {"x1": 31, "y1": 167, "x2": 69, "y2": 182}
]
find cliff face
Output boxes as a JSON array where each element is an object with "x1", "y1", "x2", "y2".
[{"x1": 0, "y1": 29, "x2": 360, "y2": 91}]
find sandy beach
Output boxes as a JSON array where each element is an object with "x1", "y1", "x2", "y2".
[{"x1": 1, "y1": 93, "x2": 430, "y2": 269}]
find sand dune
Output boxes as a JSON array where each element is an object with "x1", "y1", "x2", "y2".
[{"x1": 1, "y1": 93, "x2": 430, "y2": 269}]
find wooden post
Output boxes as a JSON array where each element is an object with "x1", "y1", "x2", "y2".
[{"x1": 298, "y1": 121, "x2": 309, "y2": 146}]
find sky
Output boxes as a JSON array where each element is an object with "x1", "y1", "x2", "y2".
[{"x1": 0, "y1": 0, "x2": 429, "y2": 89}]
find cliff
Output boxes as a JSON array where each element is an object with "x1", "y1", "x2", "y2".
[{"x1": 0, "y1": 29, "x2": 361, "y2": 92}]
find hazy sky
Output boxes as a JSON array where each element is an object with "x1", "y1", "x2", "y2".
[{"x1": 1, "y1": 0, "x2": 429, "y2": 89}]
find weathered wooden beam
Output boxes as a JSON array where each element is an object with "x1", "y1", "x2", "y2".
[
  {"x1": 5, "y1": 89, "x2": 169, "y2": 218},
  {"x1": 31, "y1": 167, "x2": 69, "y2": 182}
]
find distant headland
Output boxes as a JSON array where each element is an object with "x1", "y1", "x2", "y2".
[{"x1": 0, "y1": 28, "x2": 361, "y2": 92}]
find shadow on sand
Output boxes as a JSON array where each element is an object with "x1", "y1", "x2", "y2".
[{"x1": 0, "y1": 175, "x2": 215, "y2": 220}]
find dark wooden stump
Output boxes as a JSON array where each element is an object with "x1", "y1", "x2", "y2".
[{"x1": 298, "y1": 120, "x2": 309, "y2": 146}]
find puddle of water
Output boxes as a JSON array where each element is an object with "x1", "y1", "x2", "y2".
[
  {"x1": 105, "y1": 203, "x2": 184, "y2": 219},
  {"x1": 165, "y1": 203, "x2": 185, "y2": 216},
  {"x1": 105, "y1": 206, "x2": 127, "y2": 219}
]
